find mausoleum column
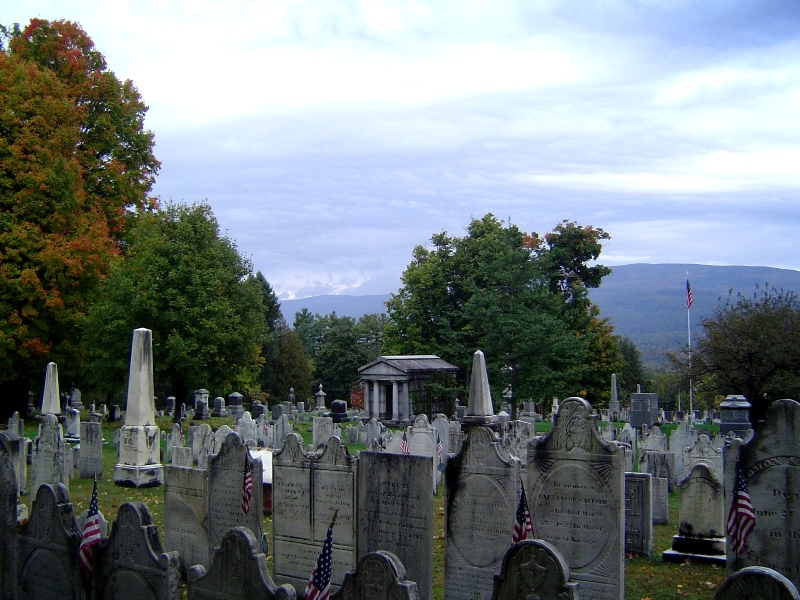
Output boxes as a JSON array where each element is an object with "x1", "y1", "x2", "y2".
[{"x1": 392, "y1": 381, "x2": 399, "y2": 421}]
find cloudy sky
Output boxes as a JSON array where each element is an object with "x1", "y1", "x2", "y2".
[{"x1": 5, "y1": 1, "x2": 800, "y2": 299}]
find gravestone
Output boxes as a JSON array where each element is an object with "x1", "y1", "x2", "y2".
[
  {"x1": 166, "y1": 422, "x2": 184, "y2": 463},
  {"x1": 30, "y1": 413, "x2": 69, "y2": 497},
  {"x1": 227, "y1": 391, "x2": 245, "y2": 419},
  {"x1": 192, "y1": 423, "x2": 214, "y2": 468},
  {"x1": 668, "y1": 420, "x2": 698, "y2": 483},
  {"x1": 207, "y1": 433, "x2": 263, "y2": 551},
  {"x1": 272, "y1": 434, "x2": 356, "y2": 592},
  {"x1": 638, "y1": 450, "x2": 676, "y2": 492},
  {"x1": 186, "y1": 527, "x2": 297, "y2": 600},
  {"x1": 500, "y1": 419, "x2": 537, "y2": 464},
  {"x1": 463, "y1": 349, "x2": 496, "y2": 425},
  {"x1": 172, "y1": 446, "x2": 194, "y2": 467},
  {"x1": 640, "y1": 425, "x2": 667, "y2": 452},
  {"x1": 0, "y1": 429, "x2": 28, "y2": 498},
  {"x1": 164, "y1": 464, "x2": 210, "y2": 572},
  {"x1": 273, "y1": 414, "x2": 292, "y2": 450},
  {"x1": 715, "y1": 566, "x2": 800, "y2": 600},
  {"x1": 329, "y1": 399, "x2": 348, "y2": 423},
  {"x1": 684, "y1": 433, "x2": 723, "y2": 483},
  {"x1": 345, "y1": 425, "x2": 358, "y2": 444},
  {"x1": 237, "y1": 411, "x2": 258, "y2": 447},
  {"x1": 8, "y1": 411, "x2": 24, "y2": 437},
  {"x1": 78, "y1": 420, "x2": 103, "y2": 479},
  {"x1": 722, "y1": 398, "x2": 800, "y2": 585},
  {"x1": 609, "y1": 373, "x2": 620, "y2": 422},
  {"x1": 251, "y1": 401, "x2": 265, "y2": 419},
  {"x1": 41, "y1": 362, "x2": 62, "y2": 415},
  {"x1": 0, "y1": 449, "x2": 18, "y2": 600},
  {"x1": 312, "y1": 416, "x2": 334, "y2": 449},
  {"x1": 17, "y1": 483, "x2": 82, "y2": 600},
  {"x1": 663, "y1": 464, "x2": 726, "y2": 565},
  {"x1": 95, "y1": 502, "x2": 181, "y2": 600},
  {"x1": 272, "y1": 404, "x2": 285, "y2": 421},
  {"x1": 332, "y1": 551, "x2": 419, "y2": 600},
  {"x1": 64, "y1": 408, "x2": 80, "y2": 440},
  {"x1": 211, "y1": 397, "x2": 230, "y2": 418},
  {"x1": 256, "y1": 415, "x2": 272, "y2": 447},
  {"x1": 365, "y1": 418, "x2": 382, "y2": 446},
  {"x1": 491, "y1": 539, "x2": 579, "y2": 600},
  {"x1": 432, "y1": 414, "x2": 450, "y2": 462},
  {"x1": 407, "y1": 414, "x2": 439, "y2": 491},
  {"x1": 617, "y1": 424, "x2": 636, "y2": 455},
  {"x1": 114, "y1": 328, "x2": 163, "y2": 487},
  {"x1": 213, "y1": 425, "x2": 235, "y2": 454},
  {"x1": 69, "y1": 387, "x2": 83, "y2": 410},
  {"x1": 448, "y1": 419, "x2": 464, "y2": 456},
  {"x1": 528, "y1": 396, "x2": 625, "y2": 600},
  {"x1": 624, "y1": 472, "x2": 653, "y2": 557},
  {"x1": 652, "y1": 477, "x2": 669, "y2": 525},
  {"x1": 629, "y1": 392, "x2": 658, "y2": 429},
  {"x1": 444, "y1": 426, "x2": 520, "y2": 600},
  {"x1": 165, "y1": 396, "x2": 176, "y2": 416},
  {"x1": 358, "y1": 451, "x2": 434, "y2": 600},
  {"x1": 195, "y1": 399, "x2": 210, "y2": 420}
]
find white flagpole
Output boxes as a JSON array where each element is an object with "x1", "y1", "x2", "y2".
[{"x1": 686, "y1": 272, "x2": 693, "y2": 422}]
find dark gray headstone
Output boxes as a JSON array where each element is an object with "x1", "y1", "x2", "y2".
[
  {"x1": 0, "y1": 448, "x2": 18, "y2": 600},
  {"x1": 491, "y1": 540, "x2": 579, "y2": 600},
  {"x1": 95, "y1": 502, "x2": 180, "y2": 600},
  {"x1": 652, "y1": 477, "x2": 669, "y2": 525},
  {"x1": 187, "y1": 527, "x2": 296, "y2": 599},
  {"x1": 17, "y1": 483, "x2": 82, "y2": 600},
  {"x1": 528, "y1": 396, "x2": 625, "y2": 600},
  {"x1": 625, "y1": 472, "x2": 653, "y2": 557},
  {"x1": 715, "y1": 566, "x2": 800, "y2": 600},
  {"x1": 638, "y1": 450, "x2": 676, "y2": 492},
  {"x1": 358, "y1": 452, "x2": 433, "y2": 600},
  {"x1": 629, "y1": 392, "x2": 658, "y2": 429},
  {"x1": 332, "y1": 551, "x2": 419, "y2": 600},
  {"x1": 79, "y1": 421, "x2": 103, "y2": 479},
  {"x1": 0, "y1": 430, "x2": 28, "y2": 498}
]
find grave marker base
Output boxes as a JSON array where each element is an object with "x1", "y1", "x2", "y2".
[{"x1": 113, "y1": 463, "x2": 164, "y2": 487}]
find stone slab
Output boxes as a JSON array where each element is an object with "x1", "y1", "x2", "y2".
[{"x1": 625, "y1": 472, "x2": 653, "y2": 557}]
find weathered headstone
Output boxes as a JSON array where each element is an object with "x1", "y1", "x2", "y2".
[
  {"x1": 211, "y1": 396, "x2": 230, "y2": 418},
  {"x1": 192, "y1": 423, "x2": 214, "y2": 468},
  {"x1": 722, "y1": 398, "x2": 800, "y2": 584},
  {"x1": 407, "y1": 414, "x2": 439, "y2": 491},
  {"x1": 463, "y1": 349, "x2": 496, "y2": 425},
  {"x1": 78, "y1": 420, "x2": 103, "y2": 479},
  {"x1": 365, "y1": 418, "x2": 382, "y2": 446},
  {"x1": 624, "y1": 472, "x2": 653, "y2": 557},
  {"x1": 444, "y1": 426, "x2": 520, "y2": 600},
  {"x1": 312, "y1": 416, "x2": 334, "y2": 449},
  {"x1": 652, "y1": 477, "x2": 669, "y2": 525},
  {"x1": 95, "y1": 502, "x2": 181, "y2": 600},
  {"x1": 0, "y1": 429, "x2": 28, "y2": 498},
  {"x1": 172, "y1": 446, "x2": 194, "y2": 467},
  {"x1": 186, "y1": 527, "x2": 297, "y2": 599},
  {"x1": 273, "y1": 414, "x2": 292, "y2": 450},
  {"x1": 213, "y1": 425, "x2": 234, "y2": 454},
  {"x1": 640, "y1": 424, "x2": 667, "y2": 452},
  {"x1": 663, "y1": 464, "x2": 726, "y2": 565},
  {"x1": 0, "y1": 448, "x2": 18, "y2": 600},
  {"x1": 165, "y1": 396, "x2": 176, "y2": 416},
  {"x1": 256, "y1": 415, "x2": 272, "y2": 448},
  {"x1": 715, "y1": 566, "x2": 800, "y2": 600},
  {"x1": 164, "y1": 464, "x2": 210, "y2": 571},
  {"x1": 114, "y1": 328, "x2": 163, "y2": 487},
  {"x1": 207, "y1": 432, "x2": 263, "y2": 551},
  {"x1": 358, "y1": 451, "x2": 433, "y2": 600},
  {"x1": 227, "y1": 391, "x2": 245, "y2": 419},
  {"x1": 500, "y1": 419, "x2": 537, "y2": 464},
  {"x1": 333, "y1": 551, "x2": 419, "y2": 600},
  {"x1": 40, "y1": 362, "x2": 62, "y2": 415},
  {"x1": 528, "y1": 396, "x2": 625, "y2": 600},
  {"x1": 668, "y1": 420, "x2": 698, "y2": 483},
  {"x1": 629, "y1": 392, "x2": 658, "y2": 429},
  {"x1": 17, "y1": 483, "x2": 82, "y2": 600},
  {"x1": 64, "y1": 408, "x2": 80, "y2": 440},
  {"x1": 30, "y1": 413, "x2": 69, "y2": 497},
  {"x1": 432, "y1": 414, "x2": 450, "y2": 462},
  {"x1": 638, "y1": 450, "x2": 676, "y2": 492},
  {"x1": 684, "y1": 433, "x2": 723, "y2": 483},
  {"x1": 237, "y1": 411, "x2": 258, "y2": 447},
  {"x1": 166, "y1": 422, "x2": 184, "y2": 463},
  {"x1": 491, "y1": 539, "x2": 579, "y2": 600},
  {"x1": 272, "y1": 434, "x2": 356, "y2": 592}
]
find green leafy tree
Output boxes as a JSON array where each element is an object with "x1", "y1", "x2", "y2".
[
  {"x1": 355, "y1": 313, "x2": 389, "y2": 361},
  {"x1": 616, "y1": 335, "x2": 649, "y2": 397},
  {"x1": 84, "y1": 203, "x2": 267, "y2": 404},
  {"x1": 253, "y1": 271, "x2": 282, "y2": 396},
  {"x1": 271, "y1": 320, "x2": 314, "y2": 403}
]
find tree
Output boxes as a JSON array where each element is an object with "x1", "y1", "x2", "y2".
[
  {"x1": 690, "y1": 286, "x2": 800, "y2": 427},
  {"x1": 84, "y1": 203, "x2": 267, "y2": 404},
  {"x1": 270, "y1": 320, "x2": 314, "y2": 403},
  {"x1": 0, "y1": 19, "x2": 158, "y2": 417},
  {"x1": 616, "y1": 336, "x2": 649, "y2": 397}
]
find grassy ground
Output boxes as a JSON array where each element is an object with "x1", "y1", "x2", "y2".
[{"x1": 19, "y1": 414, "x2": 726, "y2": 599}]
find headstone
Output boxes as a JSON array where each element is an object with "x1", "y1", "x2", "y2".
[
  {"x1": 720, "y1": 394, "x2": 752, "y2": 435},
  {"x1": 0, "y1": 448, "x2": 18, "y2": 600},
  {"x1": 273, "y1": 414, "x2": 292, "y2": 450},
  {"x1": 365, "y1": 418, "x2": 382, "y2": 446},
  {"x1": 95, "y1": 502, "x2": 181, "y2": 600},
  {"x1": 8, "y1": 411, "x2": 24, "y2": 437},
  {"x1": 227, "y1": 391, "x2": 245, "y2": 419},
  {"x1": 528, "y1": 396, "x2": 625, "y2": 600},
  {"x1": 449, "y1": 419, "x2": 464, "y2": 456},
  {"x1": 166, "y1": 422, "x2": 184, "y2": 463},
  {"x1": 192, "y1": 423, "x2": 214, "y2": 468},
  {"x1": 407, "y1": 414, "x2": 439, "y2": 491},
  {"x1": 207, "y1": 433, "x2": 263, "y2": 551},
  {"x1": 195, "y1": 399, "x2": 210, "y2": 420},
  {"x1": 272, "y1": 434, "x2": 356, "y2": 592},
  {"x1": 40, "y1": 362, "x2": 62, "y2": 415},
  {"x1": 629, "y1": 392, "x2": 658, "y2": 429},
  {"x1": 193, "y1": 388, "x2": 210, "y2": 410},
  {"x1": 211, "y1": 396, "x2": 230, "y2": 418},
  {"x1": 30, "y1": 413, "x2": 69, "y2": 497},
  {"x1": 17, "y1": 483, "x2": 82, "y2": 600},
  {"x1": 238, "y1": 411, "x2": 258, "y2": 446},
  {"x1": 0, "y1": 430, "x2": 28, "y2": 498},
  {"x1": 315, "y1": 384, "x2": 327, "y2": 411},
  {"x1": 624, "y1": 472, "x2": 653, "y2": 557},
  {"x1": 668, "y1": 420, "x2": 698, "y2": 483},
  {"x1": 333, "y1": 551, "x2": 419, "y2": 600},
  {"x1": 213, "y1": 425, "x2": 235, "y2": 454},
  {"x1": 272, "y1": 404, "x2": 285, "y2": 421},
  {"x1": 358, "y1": 451, "x2": 433, "y2": 600},
  {"x1": 69, "y1": 387, "x2": 83, "y2": 410},
  {"x1": 663, "y1": 463, "x2": 726, "y2": 565},
  {"x1": 432, "y1": 414, "x2": 450, "y2": 463},
  {"x1": 78, "y1": 421, "x2": 103, "y2": 479},
  {"x1": 684, "y1": 433, "x2": 723, "y2": 483},
  {"x1": 715, "y1": 566, "x2": 800, "y2": 600},
  {"x1": 186, "y1": 527, "x2": 297, "y2": 599},
  {"x1": 464, "y1": 350, "x2": 496, "y2": 424},
  {"x1": 109, "y1": 404, "x2": 119, "y2": 422},
  {"x1": 491, "y1": 539, "x2": 579, "y2": 600},
  {"x1": 609, "y1": 373, "x2": 620, "y2": 422},
  {"x1": 444, "y1": 426, "x2": 520, "y2": 600},
  {"x1": 329, "y1": 399, "x2": 348, "y2": 423},
  {"x1": 345, "y1": 425, "x2": 358, "y2": 444},
  {"x1": 723, "y1": 398, "x2": 800, "y2": 584},
  {"x1": 312, "y1": 416, "x2": 334, "y2": 449},
  {"x1": 652, "y1": 477, "x2": 669, "y2": 525},
  {"x1": 114, "y1": 328, "x2": 163, "y2": 487},
  {"x1": 638, "y1": 450, "x2": 676, "y2": 492},
  {"x1": 165, "y1": 396, "x2": 176, "y2": 416},
  {"x1": 164, "y1": 464, "x2": 210, "y2": 571},
  {"x1": 500, "y1": 419, "x2": 537, "y2": 464},
  {"x1": 251, "y1": 400, "x2": 265, "y2": 419},
  {"x1": 62, "y1": 408, "x2": 79, "y2": 440},
  {"x1": 171, "y1": 446, "x2": 194, "y2": 467},
  {"x1": 640, "y1": 424, "x2": 667, "y2": 452},
  {"x1": 256, "y1": 415, "x2": 272, "y2": 447}
]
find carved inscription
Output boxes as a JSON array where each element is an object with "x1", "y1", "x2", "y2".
[{"x1": 163, "y1": 467, "x2": 209, "y2": 569}]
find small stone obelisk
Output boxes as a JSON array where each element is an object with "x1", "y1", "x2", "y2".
[
  {"x1": 41, "y1": 362, "x2": 61, "y2": 415},
  {"x1": 113, "y1": 328, "x2": 163, "y2": 487},
  {"x1": 462, "y1": 350, "x2": 497, "y2": 426},
  {"x1": 609, "y1": 373, "x2": 620, "y2": 421}
]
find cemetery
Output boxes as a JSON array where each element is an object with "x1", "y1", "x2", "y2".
[{"x1": 1, "y1": 333, "x2": 799, "y2": 599}]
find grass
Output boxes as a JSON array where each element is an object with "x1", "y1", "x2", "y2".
[{"x1": 19, "y1": 413, "x2": 726, "y2": 599}]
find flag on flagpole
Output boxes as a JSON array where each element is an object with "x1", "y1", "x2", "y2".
[
  {"x1": 79, "y1": 479, "x2": 102, "y2": 574},
  {"x1": 400, "y1": 431, "x2": 410, "y2": 455},
  {"x1": 241, "y1": 458, "x2": 254, "y2": 516},
  {"x1": 436, "y1": 432, "x2": 443, "y2": 462},
  {"x1": 686, "y1": 276, "x2": 693, "y2": 309},
  {"x1": 512, "y1": 484, "x2": 534, "y2": 543},
  {"x1": 304, "y1": 511, "x2": 337, "y2": 600},
  {"x1": 726, "y1": 464, "x2": 755, "y2": 555}
]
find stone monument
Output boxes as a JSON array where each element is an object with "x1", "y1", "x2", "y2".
[
  {"x1": 41, "y1": 361, "x2": 62, "y2": 415},
  {"x1": 462, "y1": 350, "x2": 496, "y2": 426}
]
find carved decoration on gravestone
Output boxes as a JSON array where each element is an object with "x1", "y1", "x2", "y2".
[
  {"x1": 17, "y1": 483, "x2": 83, "y2": 600},
  {"x1": 722, "y1": 398, "x2": 800, "y2": 586},
  {"x1": 714, "y1": 566, "x2": 800, "y2": 600},
  {"x1": 186, "y1": 526, "x2": 297, "y2": 599},
  {"x1": 444, "y1": 426, "x2": 520, "y2": 600},
  {"x1": 528, "y1": 396, "x2": 625, "y2": 600},
  {"x1": 332, "y1": 551, "x2": 420, "y2": 600},
  {"x1": 668, "y1": 420, "x2": 698, "y2": 483},
  {"x1": 95, "y1": 502, "x2": 181, "y2": 600},
  {"x1": 683, "y1": 433, "x2": 723, "y2": 483},
  {"x1": 1, "y1": 448, "x2": 18, "y2": 600},
  {"x1": 491, "y1": 539, "x2": 579, "y2": 600}
]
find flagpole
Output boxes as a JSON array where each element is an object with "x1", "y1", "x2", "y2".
[{"x1": 686, "y1": 272, "x2": 694, "y2": 423}]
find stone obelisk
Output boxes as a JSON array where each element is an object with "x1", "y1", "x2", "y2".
[
  {"x1": 113, "y1": 328, "x2": 163, "y2": 487},
  {"x1": 609, "y1": 373, "x2": 620, "y2": 421},
  {"x1": 40, "y1": 362, "x2": 61, "y2": 415},
  {"x1": 462, "y1": 349, "x2": 497, "y2": 427}
]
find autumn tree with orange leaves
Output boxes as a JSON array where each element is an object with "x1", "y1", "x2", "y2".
[{"x1": 0, "y1": 20, "x2": 159, "y2": 417}]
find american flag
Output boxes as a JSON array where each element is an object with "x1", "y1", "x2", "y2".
[
  {"x1": 79, "y1": 479, "x2": 102, "y2": 574},
  {"x1": 726, "y1": 464, "x2": 755, "y2": 556},
  {"x1": 304, "y1": 511, "x2": 337, "y2": 600},
  {"x1": 512, "y1": 484, "x2": 533, "y2": 544},
  {"x1": 400, "y1": 431, "x2": 410, "y2": 455},
  {"x1": 241, "y1": 458, "x2": 254, "y2": 516},
  {"x1": 686, "y1": 276, "x2": 693, "y2": 309},
  {"x1": 436, "y1": 432, "x2": 443, "y2": 462}
]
